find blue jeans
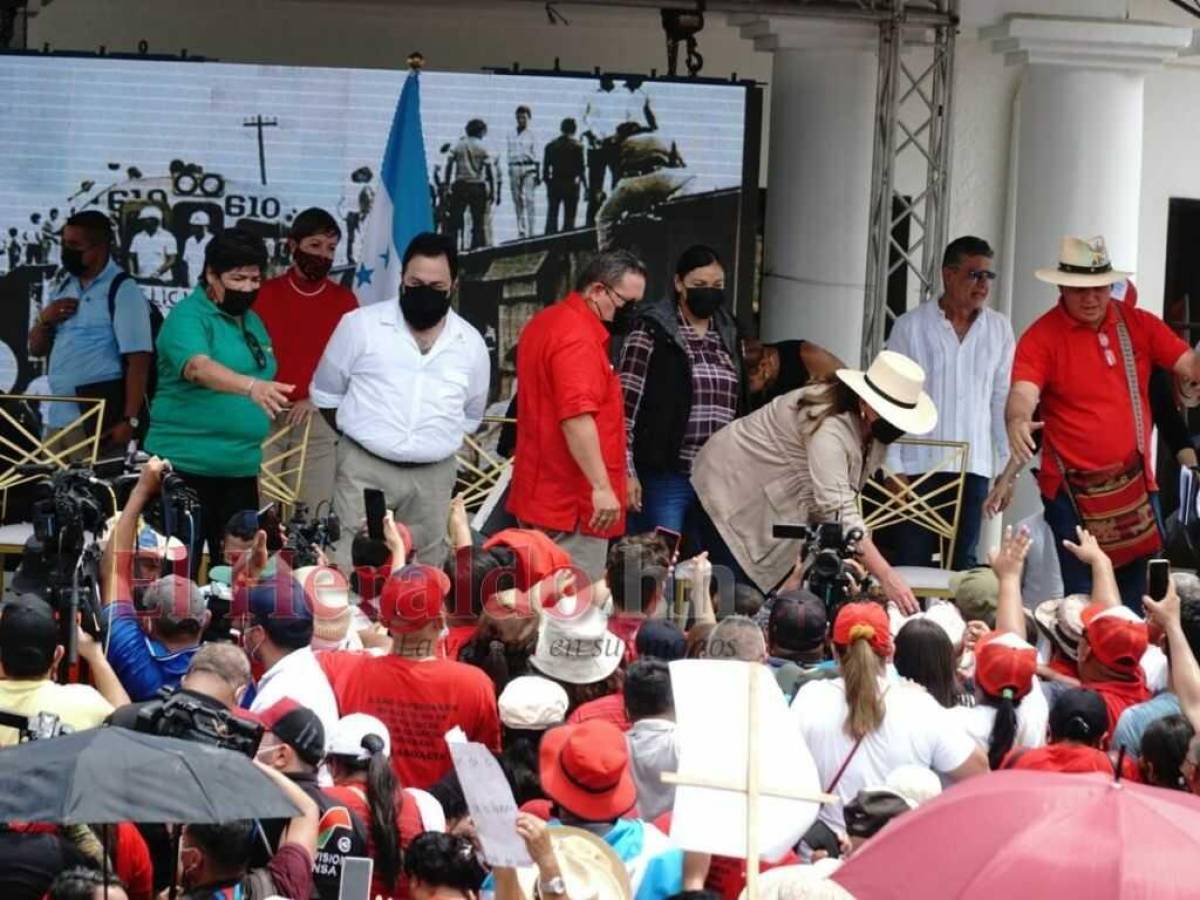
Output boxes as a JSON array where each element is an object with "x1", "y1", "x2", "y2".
[
  {"x1": 885, "y1": 473, "x2": 990, "y2": 571},
  {"x1": 627, "y1": 469, "x2": 697, "y2": 537},
  {"x1": 1042, "y1": 489, "x2": 1163, "y2": 613}
]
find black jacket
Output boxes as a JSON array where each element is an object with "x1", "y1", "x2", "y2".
[{"x1": 627, "y1": 298, "x2": 744, "y2": 474}]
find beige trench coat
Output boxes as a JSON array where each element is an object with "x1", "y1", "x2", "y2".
[{"x1": 690, "y1": 387, "x2": 885, "y2": 592}]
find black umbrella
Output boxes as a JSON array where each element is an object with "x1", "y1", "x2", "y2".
[{"x1": 0, "y1": 727, "x2": 299, "y2": 824}]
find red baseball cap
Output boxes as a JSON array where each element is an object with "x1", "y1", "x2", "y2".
[
  {"x1": 974, "y1": 631, "x2": 1037, "y2": 701},
  {"x1": 1081, "y1": 604, "x2": 1148, "y2": 674},
  {"x1": 832, "y1": 602, "x2": 893, "y2": 657},
  {"x1": 379, "y1": 565, "x2": 451, "y2": 634},
  {"x1": 539, "y1": 721, "x2": 636, "y2": 821},
  {"x1": 483, "y1": 529, "x2": 573, "y2": 592}
]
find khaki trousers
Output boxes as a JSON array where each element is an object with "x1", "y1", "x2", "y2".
[{"x1": 331, "y1": 437, "x2": 457, "y2": 570}]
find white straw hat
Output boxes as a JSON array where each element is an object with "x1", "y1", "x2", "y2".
[
  {"x1": 1034, "y1": 235, "x2": 1132, "y2": 288},
  {"x1": 837, "y1": 350, "x2": 937, "y2": 436}
]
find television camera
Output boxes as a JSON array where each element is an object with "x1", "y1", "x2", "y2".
[
  {"x1": 134, "y1": 687, "x2": 263, "y2": 757},
  {"x1": 278, "y1": 502, "x2": 341, "y2": 568},
  {"x1": 772, "y1": 521, "x2": 868, "y2": 617}
]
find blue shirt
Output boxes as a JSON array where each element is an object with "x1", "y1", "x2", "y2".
[
  {"x1": 45, "y1": 258, "x2": 153, "y2": 427},
  {"x1": 1113, "y1": 691, "x2": 1182, "y2": 754},
  {"x1": 103, "y1": 603, "x2": 198, "y2": 702}
]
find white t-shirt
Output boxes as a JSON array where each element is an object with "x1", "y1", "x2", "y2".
[
  {"x1": 129, "y1": 230, "x2": 176, "y2": 278},
  {"x1": 792, "y1": 677, "x2": 977, "y2": 831},
  {"x1": 949, "y1": 677, "x2": 1049, "y2": 757}
]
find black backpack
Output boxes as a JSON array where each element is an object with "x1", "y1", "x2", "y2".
[{"x1": 106, "y1": 272, "x2": 165, "y2": 408}]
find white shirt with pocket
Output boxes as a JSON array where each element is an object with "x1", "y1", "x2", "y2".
[
  {"x1": 310, "y1": 302, "x2": 491, "y2": 464},
  {"x1": 792, "y1": 676, "x2": 977, "y2": 832}
]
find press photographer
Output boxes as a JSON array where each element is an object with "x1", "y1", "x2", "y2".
[
  {"x1": 100, "y1": 457, "x2": 209, "y2": 701},
  {"x1": 0, "y1": 595, "x2": 128, "y2": 747},
  {"x1": 690, "y1": 350, "x2": 938, "y2": 614}
]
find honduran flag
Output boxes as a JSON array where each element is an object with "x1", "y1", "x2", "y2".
[{"x1": 354, "y1": 69, "x2": 433, "y2": 305}]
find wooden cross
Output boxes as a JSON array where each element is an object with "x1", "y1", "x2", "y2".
[{"x1": 660, "y1": 666, "x2": 836, "y2": 899}]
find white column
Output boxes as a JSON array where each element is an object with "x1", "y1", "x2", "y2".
[
  {"x1": 734, "y1": 18, "x2": 879, "y2": 362},
  {"x1": 983, "y1": 16, "x2": 1193, "y2": 524}
]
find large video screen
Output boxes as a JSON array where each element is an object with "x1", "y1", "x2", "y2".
[{"x1": 0, "y1": 54, "x2": 754, "y2": 397}]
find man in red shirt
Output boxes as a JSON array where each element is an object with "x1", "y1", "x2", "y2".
[
  {"x1": 1007, "y1": 235, "x2": 1200, "y2": 608},
  {"x1": 509, "y1": 250, "x2": 647, "y2": 580},
  {"x1": 255, "y1": 207, "x2": 359, "y2": 513},
  {"x1": 319, "y1": 565, "x2": 501, "y2": 789}
]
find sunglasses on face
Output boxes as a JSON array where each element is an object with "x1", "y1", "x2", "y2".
[{"x1": 963, "y1": 269, "x2": 997, "y2": 283}]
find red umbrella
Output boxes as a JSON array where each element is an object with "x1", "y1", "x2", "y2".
[{"x1": 832, "y1": 770, "x2": 1200, "y2": 899}]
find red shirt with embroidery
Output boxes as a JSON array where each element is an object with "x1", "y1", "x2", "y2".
[{"x1": 1012, "y1": 299, "x2": 1188, "y2": 497}]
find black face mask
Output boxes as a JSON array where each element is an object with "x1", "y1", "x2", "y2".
[
  {"x1": 870, "y1": 417, "x2": 905, "y2": 445},
  {"x1": 401, "y1": 284, "x2": 452, "y2": 331},
  {"x1": 293, "y1": 248, "x2": 333, "y2": 283},
  {"x1": 685, "y1": 287, "x2": 724, "y2": 319},
  {"x1": 221, "y1": 287, "x2": 258, "y2": 317},
  {"x1": 604, "y1": 303, "x2": 638, "y2": 336},
  {"x1": 61, "y1": 246, "x2": 88, "y2": 277}
]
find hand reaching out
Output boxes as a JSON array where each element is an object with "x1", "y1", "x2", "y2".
[
  {"x1": 988, "y1": 525, "x2": 1031, "y2": 581},
  {"x1": 1062, "y1": 526, "x2": 1108, "y2": 568}
]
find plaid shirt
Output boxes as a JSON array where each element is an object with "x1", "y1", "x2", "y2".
[{"x1": 619, "y1": 309, "x2": 739, "y2": 473}]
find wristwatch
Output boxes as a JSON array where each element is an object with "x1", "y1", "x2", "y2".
[
  {"x1": 124, "y1": 416, "x2": 141, "y2": 429},
  {"x1": 538, "y1": 876, "x2": 567, "y2": 897}
]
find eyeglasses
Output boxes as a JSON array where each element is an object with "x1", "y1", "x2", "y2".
[
  {"x1": 1097, "y1": 332, "x2": 1116, "y2": 368},
  {"x1": 603, "y1": 284, "x2": 636, "y2": 306},
  {"x1": 243, "y1": 329, "x2": 267, "y2": 369},
  {"x1": 963, "y1": 269, "x2": 997, "y2": 283}
]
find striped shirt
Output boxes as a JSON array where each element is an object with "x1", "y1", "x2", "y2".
[
  {"x1": 885, "y1": 298, "x2": 1014, "y2": 478},
  {"x1": 620, "y1": 309, "x2": 740, "y2": 473}
]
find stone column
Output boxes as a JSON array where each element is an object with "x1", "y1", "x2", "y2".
[{"x1": 734, "y1": 17, "x2": 880, "y2": 363}]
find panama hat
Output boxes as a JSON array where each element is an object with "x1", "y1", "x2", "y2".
[
  {"x1": 1033, "y1": 594, "x2": 1088, "y2": 660},
  {"x1": 514, "y1": 826, "x2": 632, "y2": 900},
  {"x1": 1034, "y1": 235, "x2": 1132, "y2": 288},
  {"x1": 836, "y1": 350, "x2": 937, "y2": 436}
]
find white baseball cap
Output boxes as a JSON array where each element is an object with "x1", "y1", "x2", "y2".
[
  {"x1": 138, "y1": 206, "x2": 163, "y2": 221},
  {"x1": 189, "y1": 210, "x2": 210, "y2": 225},
  {"x1": 328, "y1": 713, "x2": 390, "y2": 761}
]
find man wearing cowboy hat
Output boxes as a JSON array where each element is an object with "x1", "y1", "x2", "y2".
[{"x1": 1006, "y1": 235, "x2": 1200, "y2": 609}]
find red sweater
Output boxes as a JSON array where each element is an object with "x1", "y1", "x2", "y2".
[{"x1": 255, "y1": 272, "x2": 358, "y2": 400}]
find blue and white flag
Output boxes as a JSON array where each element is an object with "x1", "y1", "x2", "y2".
[{"x1": 354, "y1": 70, "x2": 433, "y2": 305}]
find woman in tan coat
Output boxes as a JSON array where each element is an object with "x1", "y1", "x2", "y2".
[{"x1": 691, "y1": 350, "x2": 936, "y2": 613}]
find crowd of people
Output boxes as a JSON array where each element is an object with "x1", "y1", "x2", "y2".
[{"x1": 8, "y1": 205, "x2": 1200, "y2": 899}]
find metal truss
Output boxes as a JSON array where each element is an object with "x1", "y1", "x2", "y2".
[{"x1": 861, "y1": 0, "x2": 958, "y2": 365}]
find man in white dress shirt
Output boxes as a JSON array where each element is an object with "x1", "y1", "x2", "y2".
[
  {"x1": 884, "y1": 236, "x2": 1015, "y2": 570},
  {"x1": 311, "y1": 232, "x2": 490, "y2": 568}
]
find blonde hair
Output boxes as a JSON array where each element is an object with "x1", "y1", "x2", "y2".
[{"x1": 839, "y1": 637, "x2": 886, "y2": 740}]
